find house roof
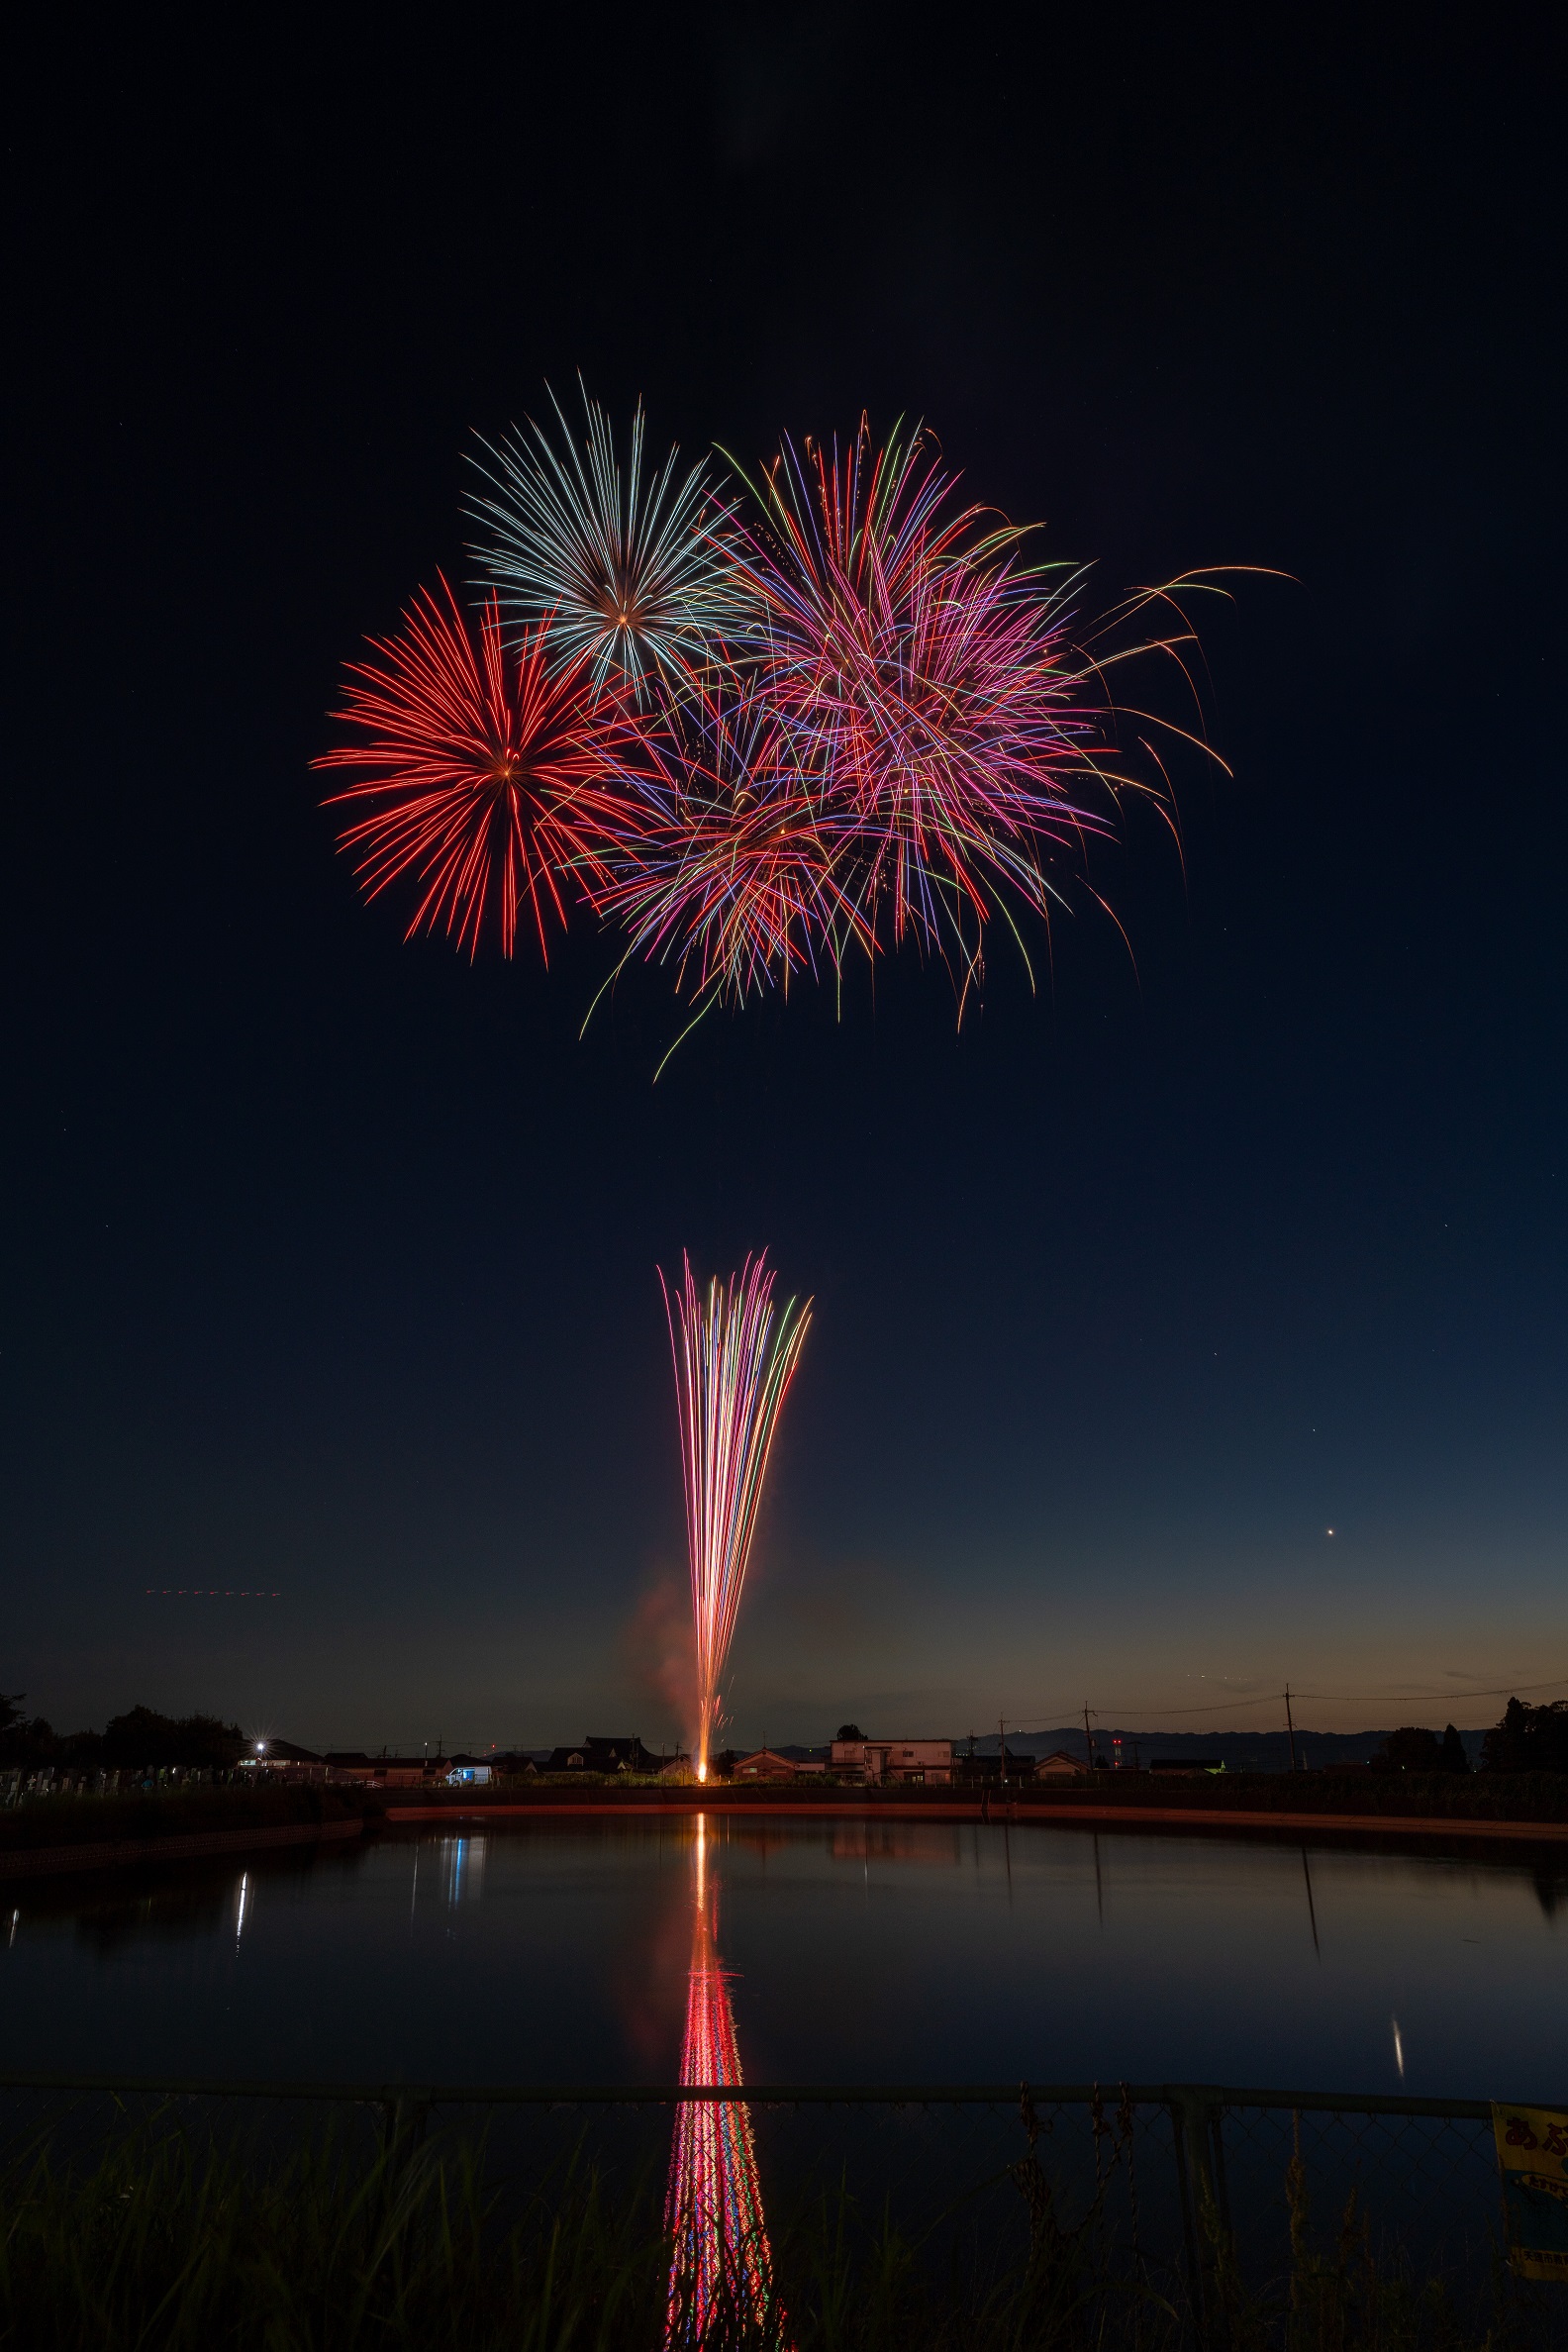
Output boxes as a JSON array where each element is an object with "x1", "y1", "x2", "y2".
[{"x1": 543, "y1": 1735, "x2": 661, "y2": 1773}]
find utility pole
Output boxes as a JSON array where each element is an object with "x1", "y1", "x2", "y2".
[
  {"x1": 1284, "y1": 1685, "x2": 1299, "y2": 1773},
  {"x1": 1083, "y1": 1703, "x2": 1095, "y2": 1774},
  {"x1": 999, "y1": 1716, "x2": 1007, "y2": 1787}
]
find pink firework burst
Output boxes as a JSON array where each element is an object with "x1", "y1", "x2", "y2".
[
  {"x1": 314, "y1": 575, "x2": 640, "y2": 959},
  {"x1": 721, "y1": 422, "x2": 1155, "y2": 981}
]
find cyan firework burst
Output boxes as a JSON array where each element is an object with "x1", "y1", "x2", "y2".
[{"x1": 468, "y1": 384, "x2": 741, "y2": 699}]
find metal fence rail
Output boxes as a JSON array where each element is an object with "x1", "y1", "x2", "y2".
[{"x1": 0, "y1": 2070, "x2": 1513, "y2": 2110}]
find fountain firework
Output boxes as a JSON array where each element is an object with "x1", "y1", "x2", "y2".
[
  {"x1": 661, "y1": 1253, "x2": 811, "y2": 1782},
  {"x1": 664, "y1": 1814, "x2": 779, "y2": 2345}
]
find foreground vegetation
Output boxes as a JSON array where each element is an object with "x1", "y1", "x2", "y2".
[
  {"x1": 0, "y1": 2120, "x2": 1547, "y2": 2351},
  {"x1": 0, "y1": 1781, "x2": 374, "y2": 1855}
]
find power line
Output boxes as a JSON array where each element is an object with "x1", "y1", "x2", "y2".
[{"x1": 1001, "y1": 1672, "x2": 1568, "y2": 1727}]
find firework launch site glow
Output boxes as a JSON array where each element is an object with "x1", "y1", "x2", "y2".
[
  {"x1": 319, "y1": 397, "x2": 1229, "y2": 1034},
  {"x1": 663, "y1": 1252, "x2": 811, "y2": 1785},
  {"x1": 664, "y1": 1814, "x2": 779, "y2": 2346}
]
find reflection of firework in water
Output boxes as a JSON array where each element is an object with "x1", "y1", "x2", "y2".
[
  {"x1": 665, "y1": 1815, "x2": 779, "y2": 2346},
  {"x1": 662, "y1": 1254, "x2": 812, "y2": 1782}
]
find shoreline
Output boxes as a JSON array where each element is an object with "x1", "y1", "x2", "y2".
[
  {"x1": 5, "y1": 1786, "x2": 1566, "y2": 1885},
  {"x1": 384, "y1": 1797, "x2": 1568, "y2": 1844}
]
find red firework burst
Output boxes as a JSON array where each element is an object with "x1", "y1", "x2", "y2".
[{"x1": 314, "y1": 575, "x2": 636, "y2": 958}]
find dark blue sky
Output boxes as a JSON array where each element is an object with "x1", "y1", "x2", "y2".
[{"x1": 3, "y1": 9, "x2": 1560, "y2": 1751}]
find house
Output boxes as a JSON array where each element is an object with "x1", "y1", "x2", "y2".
[
  {"x1": 541, "y1": 1735, "x2": 662, "y2": 1776},
  {"x1": 323, "y1": 1752, "x2": 429, "y2": 1788},
  {"x1": 733, "y1": 1747, "x2": 797, "y2": 1781},
  {"x1": 1034, "y1": 1749, "x2": 1091, "y2": 1778},
  {"x1": 831, "y1": 1736, "x2": 952, "y2": 1786},
  {"x1": 951, "y1": 1744, "x2": 1032, "y2": 1785},
  {"x1": 242, "y1": 1739, "x2": 325, "y2": 1781}
]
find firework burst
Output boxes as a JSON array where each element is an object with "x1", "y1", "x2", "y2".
[
  {"x1": 722, "y1": 422, "x2": 1131, "y2": 975},
  {"x1": 469, "y1": 384, "x2": 741, "y2": 699},
  {"x1": 314, "y1": 575, "x2": 637, "y2": 959},
  {"x1": 322, "y1": 400, "x2": 1233, "y2": 1020},
  {"x1": 590, "y1": 669, "x2": 871, "y2": 1006},
  {"x1": 662, "y1": 1254, "x2": 811, "y2": 1783}
]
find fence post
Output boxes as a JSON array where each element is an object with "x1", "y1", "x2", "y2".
[{"x1": 1170, "y1": 2089, "x2": 1226, "y2": 2346}]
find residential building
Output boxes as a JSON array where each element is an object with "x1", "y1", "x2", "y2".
[
  {"x1": 1034, "y1": 1749, "x2": 1091, "y2": 1778},
  {"x1": 322, "y1": 1752, "x2": 428, "y2": 1788},
  {"x1": 541, "y1": 1735, "x2": 662, "y2": 1775},
  {"x1": 830, "y1": 1736, "x2": 952, "y2": 1786},
  {"x1": 951, "y1": 1744, "x2": 1030, "y2": 1786},
  {"x1": 734, "y1": 1747, "x2": 798, "y2": 1781}
]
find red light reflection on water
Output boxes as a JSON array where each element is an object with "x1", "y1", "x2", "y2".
[{"x1": 664, "y1": 1815, "x2": 780, "y2": 2345}]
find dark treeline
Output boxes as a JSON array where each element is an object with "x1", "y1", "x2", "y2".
[
  {"x1": 6, "y1": 1690, "x2": 1567, "y2": 1779},
  {"x1": 0, "y1": 1693, "x2": 244, "y2": 1773},
  {"x1": 1373, "y1": 1704, "x2": 1568, "y2": 1775},
  {"x1": 1480, "y1": 1697, "x2": 1568, "y2": 1775},
  {"x1": 1371, "y1": 1724, "x2": 1471, "y2": 1773}
]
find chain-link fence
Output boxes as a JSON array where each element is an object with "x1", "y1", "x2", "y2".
[{"x1": 0, "y1": 2071, "x2": 1554, "y2": 2345}]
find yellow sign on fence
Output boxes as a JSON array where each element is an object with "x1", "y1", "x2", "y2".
[{"x1": 1493, "y1": 2104, "x2": 1568, "y2": 2282}]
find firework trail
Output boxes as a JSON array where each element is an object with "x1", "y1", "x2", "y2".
[
  {"x1": 468, "y1": 384, "x2": 741, "y2": 699},
  {"x1": 662, "y1": 1254, "x2": 811, "y2": 1782},
  {"x1": 313, "y1": 576, "x2": 640, "y2": 959},
  {"x1": 664, "y1": 1813, "x2": 780, "y2": 2347}
]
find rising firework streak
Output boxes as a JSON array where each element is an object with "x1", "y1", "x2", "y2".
[{"x1": 662, "y1": 1254, "x2": 811, "y2": 1783}]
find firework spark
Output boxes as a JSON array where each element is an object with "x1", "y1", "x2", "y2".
[
  {"x1": 662, "y1": 1254, "x2": 811, "y2": 1782},
  {"x1": 468, "y1": 385, "x2": 741, "y2": 699},
  {"x1": 664, "y1": 1814, "x2": 779, "y2": 2347},
  {"x1": 314, "y1": 575, "x2": 637, "y2": 959}
]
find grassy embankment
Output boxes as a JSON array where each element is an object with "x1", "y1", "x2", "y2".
[
  {"x1": 0, "y1": 1782, "x2": 377, "y2": 1855},
  {"x1": 0, "y1": 2120, "x2": 1539, "y2": 2351}
]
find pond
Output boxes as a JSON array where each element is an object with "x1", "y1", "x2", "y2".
[{"x1": 4, "y1": 1813, "x2": 1564, "y2": 2100}]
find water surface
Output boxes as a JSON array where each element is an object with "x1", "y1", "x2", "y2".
[{"x1": 4, "y1": 1815, "x2": 1564, "y2": 2098}]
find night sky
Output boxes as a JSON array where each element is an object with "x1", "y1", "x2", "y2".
[{"x1": 3, "y1": 10, "x2": 1560, "y2": 1754}]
